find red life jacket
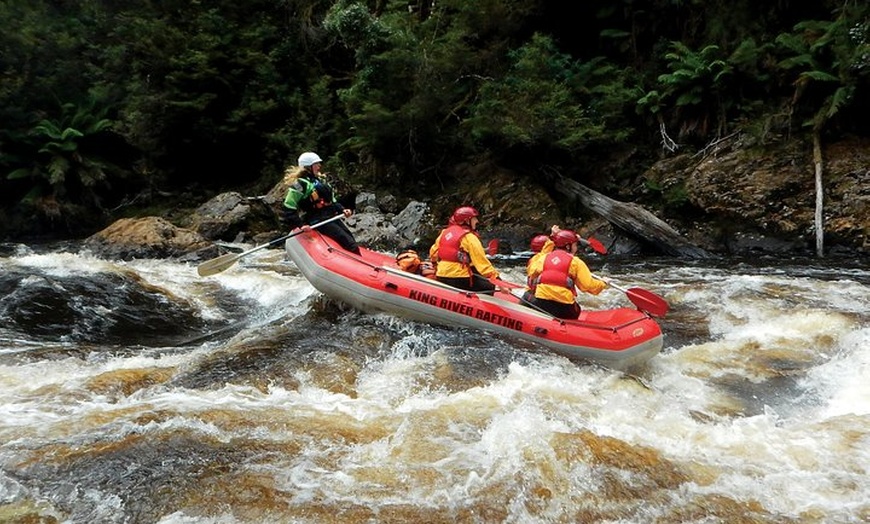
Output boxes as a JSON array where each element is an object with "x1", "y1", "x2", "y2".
[
  {"x1": 537, "y1": 251, "x2": 577, "y2": 295},
  {"x1": 437, "y1": 225, "x2": 472, "y2": 265}
]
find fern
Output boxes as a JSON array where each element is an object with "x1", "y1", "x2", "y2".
[
  {"x1": 775, "y1": 2, "x2": 868, "y2": 130},
  {"x1": 6, "y1": 97, "x2": 115, "y2": 208},
  {"x1": 643, "y1": 41, "x2": 735, "y2": 138}
]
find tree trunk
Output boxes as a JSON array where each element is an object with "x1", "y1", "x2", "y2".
[
  {"x1": 813, "y1": 131, "x2": 824, "y2": 257},
  {"x1": 545, "y1": 173, "x2": 711, "y2": 258}
]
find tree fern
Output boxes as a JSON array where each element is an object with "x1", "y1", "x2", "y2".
[
  {"x1": 6, "y1": 98, "x2": 114, "y2": 204},
  {"x1": 643, "y1": 41, "x2": 735, "y2": 139}
]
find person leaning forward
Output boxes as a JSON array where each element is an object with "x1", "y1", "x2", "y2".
[
  {"x1": 526, "y1": 229, "x2": 606, "y2": 319},
  {"x1": 282, "y1": 152, "x2": 361, "y2": 255},
  {"x1": 429, "y1": 206, "x2": 499, "y2": 292}
]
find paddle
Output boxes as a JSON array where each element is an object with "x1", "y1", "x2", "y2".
[
  {"x1": 572, "y1": 237, "x2": 667, "y2": 316},
  {"x1": 592, "y1": 273, "x2": 669, "y2": 317},
  {"x1": 196, "y1": 214, "x2": 344, "y2": 277},
  {"x1": 469, "y1": 274, "x2": 561, "y2": 317},
  {"x1": 579, "y1": 236, "x2": 607, "y2": 255}
]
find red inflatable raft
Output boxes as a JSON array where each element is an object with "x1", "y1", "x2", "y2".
[{"x1": 285, "y1": 229, "x2": 664, "y2": 369}]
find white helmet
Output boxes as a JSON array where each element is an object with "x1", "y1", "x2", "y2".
[{"x1": 298, "y1": 152, "x2": 323, "y2": 167}]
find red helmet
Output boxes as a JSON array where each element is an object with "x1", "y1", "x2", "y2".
[
  {"x1": 552, "y1": 229, "x2": 579, "y2": 249},
  {"x1": 450, "y1": 206, "x2": 479, "y2": 226},
  {"x1": 530, "y1": 235, "x2": 549, "y2": 253}
]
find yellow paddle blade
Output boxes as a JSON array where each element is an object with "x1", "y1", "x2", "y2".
[
  {"x1": 195, "y1": 213, "x2": 344, "y2": 277},
  {"x1": 196, "y1": 252, "x2": 242, "y2": 277}
]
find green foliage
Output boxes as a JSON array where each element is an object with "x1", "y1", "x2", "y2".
[
  {"x1": 645, "y1": 42, "x2": 733, "y2": 136},
  {"x1": 323, "y1": 0, "x2": 393, "y2": 57},
  {"x1": 665, "y1": 42, "x2": 731, "y2": 102},
  {"x1": 466, "y1": 34, "x2": 635, "y2": 152},
  {"x1": 91, "y1": 1, "x2": 322, "y2": 187},
  {"x1": 646, "y1": 178, "x2": 690, "y2": 208},
  {"x1": 327, "y1": 3, "x2": 414, "y2": 125},
  {"x1": 639, "y1": 34, "x2": 784, "y2": 140},
  {"x1": 1, "y1": 0, "x2": 869, "y2": 238},
  {"x1": 268, "y1": 77, "x2": 340, "y2": 163},
  {"x1": 6, "y1": 99, "x2": 115, "y2": 205},
  {"x1": 329, "y1": 0, "x2": 642, "y2": 183},
  {"x1": 325, "y1": 0, "x2": 605, "y2": 184},
  {"x1": 775, "y1": 3, "x2": 869, "y2": 131},
  {"x1": 328, "y1": 0, "x2": 458, "y2": 170}
]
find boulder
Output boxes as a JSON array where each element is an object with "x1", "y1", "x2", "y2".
[
  {"x1": 84, "y1": 217, "x2": 216, "y2": 260},
  {"x1": 344, "y1": 197, "x2": 437, "y2": 252},
  {"x1": 645, "y1": 135, "x2": 870, "y2": 256},
  {"x1": 185, "y1": 192, "x2": 251, "y2": 240},
  {"x1": 183, "y1": 191, "x2": 280, "y2": 242}
]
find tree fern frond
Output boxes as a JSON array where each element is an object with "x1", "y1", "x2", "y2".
[
  {"x1": 800, "y1": 70, "x2": 840, "y2": 82},
  {"x1": 47, "y1": 157, "x2": 70, "y2": 185},
  {"x1": 827, "y1": 86, "x2": 854, "y2": 117},
  {"x1": 777, "y1": 55, "x2": 815, "y2": 69},
  {"x1": 7, "y1": 167, "x2": 34, "y2": 180}
]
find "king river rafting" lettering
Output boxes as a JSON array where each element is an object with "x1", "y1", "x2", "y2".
[{"x1": 408, "y1": 290, "x2": 524, "y2": 331}]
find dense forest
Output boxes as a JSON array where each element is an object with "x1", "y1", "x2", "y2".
[{"x1": 1, "y1": 0, "x2": 868, "y2": 239}]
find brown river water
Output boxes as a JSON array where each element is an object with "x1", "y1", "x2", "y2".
[{"x1": 0, "y1": 242, "x2": 868, "y2": 523}]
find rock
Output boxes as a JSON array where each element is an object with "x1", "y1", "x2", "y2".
[
  {"x1": 356, "y1": 192, "x2": 379, "y2": 213},
  {"x1": 391, "y1": 201, "x2": 436, "y2": 247},
  {"x1": 726, "y1": 231, "x2": 806, "y2": 255},
  {"x1": 345, "y1": 212, "x2": 400, "y2": 251},
  {"x1": 647, "y1": 135, "x2": 870, "y2": 256},
  {"x1": 378, "y1": 193, "x2": 400, "y2": 214},
  {"x1": 185, "y1": 192, "x2": 251, "y2": 240},
  {"x1": 183, "y1": 191, "x2": 276, "y2": 242},
  {"x1": 263, "y1": 178, "x2": 290, "y2": 208},
  {"x1": 84, "y1": 217, "x2": 214, "y2": 260},
  {"x1": 321, "y1": 197, "x2": 437, "y2": 253}
]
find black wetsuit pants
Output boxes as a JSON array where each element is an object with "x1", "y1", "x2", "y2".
[
  {"x1": 529, "y1": 296, "x2": 580, "y2": 319},
  {"x1": 307, "y1": 209, "x2": 361, "y2": 255},
  {"x1": 436, "y1": 270, "x2": 496, "y2": 292}
]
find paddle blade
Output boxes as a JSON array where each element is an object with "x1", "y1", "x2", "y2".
[
  {"x1": 196, "y1": 252, "x2": 242, "y2": 277},
  {"x1": 625, "y1": 287, "x2": 670, "y2": 317},
  {"x1": 486, "y1": 238, "x2": 499, "y2": 256},
  {"x1": 585, "y1": 236, "x2": 607, "y2": 255}
]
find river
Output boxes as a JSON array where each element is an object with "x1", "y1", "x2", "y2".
[{"x1": 0, "y1": 241, "x2": 868, "y2": 523}]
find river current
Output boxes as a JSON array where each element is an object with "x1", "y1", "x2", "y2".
[{"x1": 0, "y1": 241, "x2": 868, "y2": 523}]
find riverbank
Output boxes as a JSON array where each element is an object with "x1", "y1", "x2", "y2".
[{"x1": 2, "y1": 135, "x2": 867, "y2": 259}]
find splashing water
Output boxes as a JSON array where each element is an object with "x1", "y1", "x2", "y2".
[{"x1": 1, "y1": 245, "x2": 868, "y2": 523}]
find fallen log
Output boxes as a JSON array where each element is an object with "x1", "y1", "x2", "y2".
[{"x1": 549, "y1": 174, "x2": 712, "y2": 259}]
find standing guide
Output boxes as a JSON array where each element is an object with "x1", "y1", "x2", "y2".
[
  {"x1": 429, "y1": 206, "x2": 500, "y2": 292},
  {"x1": 282, "y1": 152, "x2": 361, "y2": 255}
]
